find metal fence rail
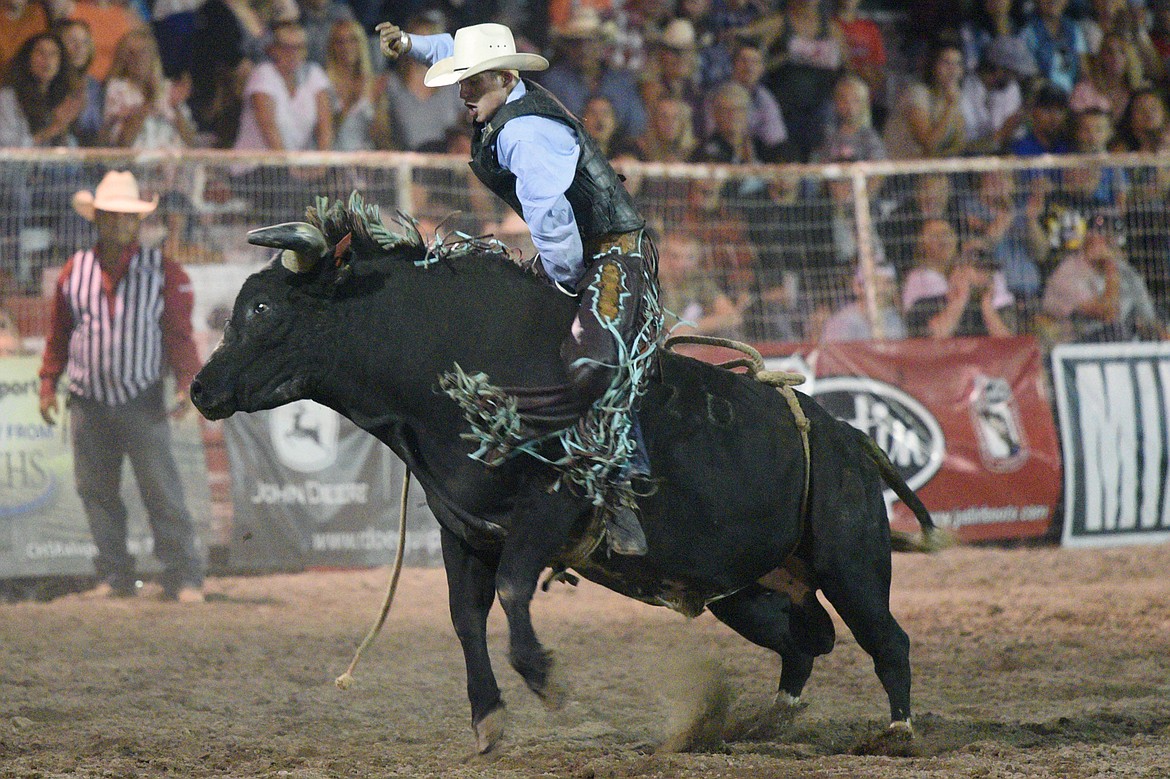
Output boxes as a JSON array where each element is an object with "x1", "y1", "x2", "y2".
[{"x1": 2, "y1": 148, "x2": 1168, "y2": 352}]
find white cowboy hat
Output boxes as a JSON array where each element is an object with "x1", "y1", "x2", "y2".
[
  {"x1": 424, "y1": 23, "x2": 548, "y2": 88},
  {"x1": 72, "y1": 170, "x2": 158, "y2": 221}
]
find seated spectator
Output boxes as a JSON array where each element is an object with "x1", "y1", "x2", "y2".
[
  {"x1": 100, "y1": 27, "x2": 196, "y2": 148},
  {"x1": 705, "y1": 41, "x2": 789, "y2": 162},
  {"x1": 691, "y1": 82, "x2": 762, "y2": 164},
  {"x1": 188, "y1": 0, "x2": 268, "y2": 148},
  {"x1": 834, "y1": 0, "x2": 887, "y2": 127},
  {"x1": 325, "y1": 18, "x2": 390, "y2": 150},
  {"x1": 1070, "y1": 31, "x2": 1149, "y2": 122},
  {"x1": 960, "y1": 0, "x2": 1020, "y2": 72},
  {"x1": 581, "y1": 94, "x2": 637, "y2": 159},
  {"x1": 735, "y1": 0, "x2": 843, "y2": 162},
  {"x1": 540, "y1": 7, "x2": 647, "y2": 141},
  {"x1": 1114, "y1": 88, "x2": 1168, "y2": 154},
  {"x1": 1021, "y1": 0, "x2": 1088, "y2": 94},
  {"x1": 814, "y1": 73, "x2": 886, "y2": 162},
  {"x1": 961, "y1": 35, "x2": 1036, "y2": 155},
  {"x1": 903, "y1": 218, "x2": 1016, "y2": 338},
  {"x1": 639, "y1": 17, "x2": 704, "y2": 137},
  {"x1": 0, "y1": 0, "x2": 49, "y2": 76},
  {"x1": 680, "y1": 174, "x2": 761, "y2": 298},
  {"x1": 382, "y1": 12, "x2": 464, "y2": 151},
  {"x1": 0, "y1": 32, "x2": 83, "y2": 289},
  {"x1": 799, "y1": 170, "x2": 888, "y2": 323},
  {"x1": 0, "y1": 32, "x2": 79, "y2": 147},
  {"x1": 52, "y1": 18, "x2": 102, "y2": 146},
  {"x1": 738, "y1": 171, "x2": 821, "y2": 342},
  {"x1": 822, "y1": 263, "x2": 906, "y2": 342},
  {"x1": 658, "y1": 229, "x2": 748, "y2": 340},
  {"x1": 1041, "y1": 213, "x2": 1168, "y2": 342},
  {"x1": 1072, "y1": 107, "x2": 1127, "y2": 202},
  {"x1": 1008, "y1": 80, "x2": 1072, "y2": 157},
  {"x1": 636, "y1": 96, "x2": 697, "y2": 162},
  {"x1": 234, "y1": 19, "x2": 331, "y2": 153},
  {"x1": 1026, "y1": 108, "x2": 1126, "y2": 269},
  {"x1": 1079, "y1": 0, "x2": 1163, "y2": 81},
  {"x1": 878, "y1": 172, "x2": 957, "y2": 278},
  {"x1": 231, "y1": 20, "x2": 333, "y2": 221},
  {"x1": 297, "y1": 0, "x2": 352, "y2": 67},
  {"x1": 884, "y1": 38, "x2": 967, "y2": 160},
  {"x1": 958, "y1": 169, "x2": 1047, "y2": 301},
  {"x1": 68, "y1": 0, "x2": 143, "y2": 82}
]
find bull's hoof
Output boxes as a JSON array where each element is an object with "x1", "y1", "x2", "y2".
[
  {"x1": 473, "y1": 703, "x2": 507, "y2": 754},
  {"x1": 851, "y1": 719, "x2": 916, "y2": 757},
  {"x1": 533, "y1": 651, "x2": 569, "y2": 711},
  {"x1": 726, "y1": 692, "x2": 807, "y2": 742}
]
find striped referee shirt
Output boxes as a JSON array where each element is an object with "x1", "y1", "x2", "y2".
[{"x1": 39, "y1": 243, "x2": 200, "y2": 407}]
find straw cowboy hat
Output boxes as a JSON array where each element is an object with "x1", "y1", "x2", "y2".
[
  {"x1": 553, "y1": 7, "x2": 603, "y2": 39},
  {"x1": 72, "y1": 170, "x2": 158, "y2": 221},
  {"x1": 424, "y1": 23, "x2": 548, "y2": 88}
]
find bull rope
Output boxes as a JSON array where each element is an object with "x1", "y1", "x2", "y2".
[
  {"x1": 334, "y1": 469, "x2": 411, "y2": 690},
  {"x1": 662, "y1": 335, "x2": 812, "y2": 517}
]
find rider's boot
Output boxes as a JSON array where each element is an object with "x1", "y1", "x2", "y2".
[{"x1": 605, "y1": 419, "x2": 651, "y2": 556}]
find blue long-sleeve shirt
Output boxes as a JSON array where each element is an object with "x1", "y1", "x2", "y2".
[{"x1": 408, "y1": 33, "x2": 585, "y2": 286}]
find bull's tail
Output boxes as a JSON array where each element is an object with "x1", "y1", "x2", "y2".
[{"x1": 855, "y1": 430, "x2": 954, "y2": 553}]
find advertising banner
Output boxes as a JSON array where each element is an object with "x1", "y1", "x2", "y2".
[
  {"x1": 1052, "y1": 342, "x2": 1170, "y2": 548},
  {"x1": 746, "y1": 337, "x2": 1063, "y2": 542},
  {"x1": 223, "y1": 400, "x2": 440, "y2": 570},
  {"x1": 0, "y1": 356, "x2": 214, "y2": 578}
]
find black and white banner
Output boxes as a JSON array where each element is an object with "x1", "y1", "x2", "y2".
[
  {"x1": 224, "y1": 400, "x2": 440, "y2": 569},
  {"x1": 1052, "y1": 342, "x2": 1170, "y2": 548}
]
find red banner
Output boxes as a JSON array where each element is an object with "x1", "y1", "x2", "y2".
[{"x1": 678, "y1": 336, "x2": 1062, "y2": 542}]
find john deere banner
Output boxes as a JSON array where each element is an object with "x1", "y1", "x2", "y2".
[
  {"x1": 1052, "y1": 342, "x2": 1170, "y2": 548},
  {"x1": 747, "y1": 337, "x2": 1063, "y2": 542},
  {"x1": 222, "y1": 400, "x2": 440, "y2": 570},
  {"x1": 0, "y1": 356, "x2": 214, "y2": 578}
]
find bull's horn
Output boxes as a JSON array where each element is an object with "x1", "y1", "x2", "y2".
[{"x1": 247, "y1": 222, "x2": 328, "y2": 273}]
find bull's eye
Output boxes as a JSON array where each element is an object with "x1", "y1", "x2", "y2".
[{"x1": 252, "y1": 301, "x2": 270, "y2": 315}]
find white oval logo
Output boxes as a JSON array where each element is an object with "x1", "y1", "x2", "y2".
[
  {"x1": 268, "y1": 400, "x2": 340, "y2": 473},
  {"x1": 811, "y1": 376, "x2": 946, "y2": 495}
]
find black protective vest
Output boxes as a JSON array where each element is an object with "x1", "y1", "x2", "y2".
[{"x1": 469, "y1": 79, "x2": 645, "y2": 241}]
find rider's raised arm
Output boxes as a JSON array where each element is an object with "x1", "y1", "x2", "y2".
[{"x1": 404, "y1": 32, "x2": 454, "y2": 66}]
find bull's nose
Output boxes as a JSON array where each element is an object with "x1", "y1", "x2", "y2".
[{"x1": 189, "y1": 379, "x2": 204, "y2": 405}]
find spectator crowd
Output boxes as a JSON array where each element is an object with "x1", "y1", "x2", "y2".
[{"x1": 2, "y1": 0, "x2": 1170, "y2": 350}]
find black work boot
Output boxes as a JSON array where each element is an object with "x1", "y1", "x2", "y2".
[{"x1": 606, "y1": 497, "x2": 648, "y2": 556}]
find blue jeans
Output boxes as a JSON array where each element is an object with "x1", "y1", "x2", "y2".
[{"x1": 70, "y1": 384, "x2": 204, "y2": 594}]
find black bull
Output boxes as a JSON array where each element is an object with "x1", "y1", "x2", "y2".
[{"x1": 190, "y1": 206, "x2": 940, "y2": 754}]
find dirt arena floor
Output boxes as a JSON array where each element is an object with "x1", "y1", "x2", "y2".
[{"x1": 2, "y1": 541, "x2": 1169, "y2": 778}]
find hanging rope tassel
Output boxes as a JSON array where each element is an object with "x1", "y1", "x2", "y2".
[{"x1": 335, "y1": 469, "x2": 411, "y2": 690}]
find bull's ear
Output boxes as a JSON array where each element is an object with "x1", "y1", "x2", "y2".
[{"x1": 247, "y1": 222, "x2": 328, "y2": 273}]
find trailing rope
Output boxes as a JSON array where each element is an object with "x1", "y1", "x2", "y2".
[
  {"x1": 334, "y1": 469, "x2": 411, "y2": 690},
  {"x1": 662, "y1": 335, "x2": 812, "y2": 517}
]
